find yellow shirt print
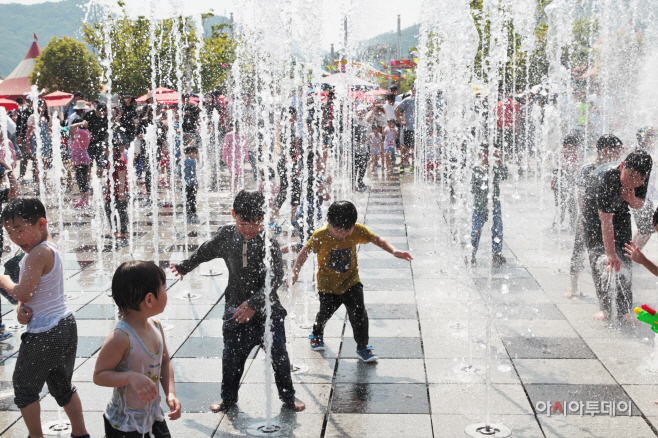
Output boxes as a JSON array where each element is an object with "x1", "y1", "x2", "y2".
[{"x1": 305, "y1": 223, "x2": 374, "y2": 295}]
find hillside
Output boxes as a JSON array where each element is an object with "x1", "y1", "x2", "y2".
[
  {"x1": 0, "y1": 1, "x2": 230, "y2": 79},
  {"x1": 360, "y1": 23, "x2": 420, "y2": 59},
  {"x1": 0, "y1": 0, "x2": 86, "y2": 77}
]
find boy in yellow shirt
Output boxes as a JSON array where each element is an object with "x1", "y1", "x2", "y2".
[{"x1": 291, "y1": 201, "x2": 413, "y2": 362}]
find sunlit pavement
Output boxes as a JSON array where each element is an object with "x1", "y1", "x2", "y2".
[{"x1": 2, "y1": 169, "x2": 658, "y2": 437}]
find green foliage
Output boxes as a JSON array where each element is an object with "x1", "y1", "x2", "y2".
[
  {"x1": 563, "y1": 16, "x2": 600, "y2": 70},
  {"x1": 82, "y1": 12, "x2": 235, "y2": 97},
  {"x1": 30, "y1": 36, "x2": 102, "y2": 98}
]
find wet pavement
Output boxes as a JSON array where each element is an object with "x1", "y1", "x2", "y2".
[{"x1": 2, "y1": 170, "x2": 658, "y2": 437}]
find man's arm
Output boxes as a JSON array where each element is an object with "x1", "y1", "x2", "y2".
[
  {"x1": 599, "y1": 211, "x2": 622, "y2": 272},
  {"x1": 0, "y1": 159, "x2": 20, "y2": 198},
  {"x1": 370, "y1": 234, "x2": 413, "y2": 261},
  {"x1": 0, "y1": 246, "x2": 51, "y2": 302},
  {"x1": 395, "y1": 105, "x2": 405, "y2": 125}
]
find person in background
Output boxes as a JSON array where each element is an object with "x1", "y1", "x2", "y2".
[
  {"x1": 395, "y1": 85, "x2": 417, "y2": 173},
  {"x1": 15, "y1": 96, "x2": 33, "y2": 180},
  {"x1": 105, "y1": 139, "x2": 129, "y2": 239},
  {"x1": 25, "y1": 99, "x2": 52, "y2": 187},
  {"x1": 0, "y1": 157, "x2": 20, "y2": 342},
  {"x1": 470, "y1": 143, "x2": 508, "y2": 268},
  {"x1": 83, "y1": 102, "x2": 109, "y2": 178},
  {"x1": 69, "y1": 115, "x2": 91, "y2": 209},
  {"x1": 566, "y1": 134, "x2": 624, "y2": 298},
  {"x1": 64, "y1": 91, "x2": 85, "y2": 120},
  {"x1": 631, "y1": 127, "x2": 658, "y2": 250},
  {"x1": 183, "y1": 145, "x2": 199, "y2": 224},
  {"x1": 551, "y1": 133, "x2": 582, "y2": 232}
]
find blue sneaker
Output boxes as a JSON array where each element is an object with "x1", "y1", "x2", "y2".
[
  {"x1": 0, "y1": 331, "x2": 12, "y2": 342},
  {"x1": 309, "y1": 335, "x2": 325, "y2": 351},
  {"x1": 268, "y1": 222, "x2": 282, "y2": 235},
  {"x1": 356, "y1": 346, "x2": 378, "y2": 363}
]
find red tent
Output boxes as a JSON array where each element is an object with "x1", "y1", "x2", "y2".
[
  {"x1": 367, "y1": 88, "x2": 389, "y2": 96},
  {"x1": 0, "y1": 98, "x2": 18, "y2": 111},
  {"x1": 136, "y1": 86, "x2": 175, "y2": 103},
  {"x1": 43, "y1": 90, "x2": 73, "y2": 107},
  {"x1": 0, "y1": 37, "x2": 41, "y2": 99}
]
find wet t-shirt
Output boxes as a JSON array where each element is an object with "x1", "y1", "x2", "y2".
[
  {"x1": 582, "y1": 161, "x2": 649, "y2": 249},
  {"x1": 305, "y1": 223, "x2": 374, "y2": 295}
]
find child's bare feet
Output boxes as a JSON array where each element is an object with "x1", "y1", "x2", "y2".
[
  {"x1": 593, "y1": 310, "x2": 609, "y2": 321},
  {"x1": 210, "y1": 399, "x2": 234, "y2": 412},
  {"x1": 564, "y1": 288, "x2": 575, "y2": 299},
  {"x1": 284, "y1": 397, "x2": 306, "y2": 412}
]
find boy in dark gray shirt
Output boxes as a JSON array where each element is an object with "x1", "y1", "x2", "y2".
[{"x1": 171, "y1": 190, "x2": 305, "y2": 412}]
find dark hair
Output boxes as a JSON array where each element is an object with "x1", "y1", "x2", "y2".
[
  {"x1": 111, "y1": 261, "x2": 166, "y2": 313},
  {"x1": 390, "y1": 85, "x2": 399, "y2": 92},
  {"x1": 96, "y1": 103, "x2": 107, "y2": 112},
  {"x1": 74, "y1": 91, "x2": 84, "y2": 99},
  {"x1": 563, "y1": 132, "x2": 582, "y2": 147},
  {"x1": 653, "y1": 207, "x2": 658, "y2": 229},
  {"x1": 288, "y1": 107, "x2": 297, "y2": 117},
  {"x1": 184, "y1": 145, "x2": 198, "y2": 155},
  {"x1": 15, "y1": 97, "x2": 23, "y2": 104},
  {"x1": 624, "y1": 149, "x2": 653, "y2": 177},
  {"x1": 386, "y1": 93, "x2": 395, "y2": 102},
  {"x1": 1, "y1": 197, "x2": 47, "y2": 225},
  {"x1": 596, "y1": 134, "x2": 623, "y2": 152},
  {"x1": 327, "y1": 200, "x2": 358, "y2": 230},
  {"x1": 233, "y1": 190, "x2": 265, "y2": 222}
]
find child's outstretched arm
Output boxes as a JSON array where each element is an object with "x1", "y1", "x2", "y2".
[
  {"x1": 370, "y1": 234, "x2": 413, "y2": 261},
  {"x1": 291, "y1": 246, "x2": 310, "y2": 285},
  {"x1": 625, "y1": 241, "x2": 658, "y2": 277},
  {"x1": 0, "y1": 245, "x2": 52, "y2": 302},
  {"x1": 157, "y1": 321, "x2": 181, "y2": 420},
  {"x1": 93, "y1": 330, "x2": 158, "y2": 403},
  {"x1": 171, "y1": 228, "x2": 227, "y2": 280}
]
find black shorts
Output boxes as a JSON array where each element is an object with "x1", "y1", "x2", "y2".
[
  {"x1": 403, "y1": 130, "x2": 415, "y2": 149},
  {"x1": 88, "y1": 142, "x2": 108, "y2": 168},
  {"x1": 75, "y1": 165, "x2": 89, "y2": 193},
  {"x1": 13, "y1": 314, "x2": 77, "y2": 409},
  {"x1": 104, "y1": 416, "x2": 171, "y2": 438}
]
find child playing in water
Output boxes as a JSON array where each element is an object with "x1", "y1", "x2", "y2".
[
  {"x1": 291, "y1": 200, "x2": 413, "y2": 362},
  {"x1": 383, "y1": 119, "x2": 397, "y2": 174},
  {"x1": 170, "y1": 190, "x2": 305, "y2": 412},
  {"x1": 367, "y1": 125, "x2": 384, "y2": 175},
  {"x1": 0, "y1": 197, "x2": 90, "y2": 438},
  {"x1": 94, "y1": 260, "x2": 181, "y2": 437}
]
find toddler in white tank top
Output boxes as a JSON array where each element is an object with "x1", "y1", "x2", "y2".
[{"x1": 94, "y1": 260, "x2": 181, "y2": 438}]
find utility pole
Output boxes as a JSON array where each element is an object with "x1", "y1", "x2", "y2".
[
  {"x1": 397, "y1": 15, "x2": 402, "y2": 89},
  {"x1": 330, "y1": 44, "x2": 335, "y2": 71},
  {"x1": 387, "y1": 46, "x2": 392, "y2": 90},
  {"x1": 344, "y1": 16, "x2": 348, "y2": 51},
  {"x1": 230, "y1": 13, "x2": 234, "y2": 38}
]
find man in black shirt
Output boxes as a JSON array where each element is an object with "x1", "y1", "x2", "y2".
[
  {"x1": 582, "y1": 147, "x2": 652, "y2": 323},
  {"x1": 15, "y1": 97, "x2": 33, "y2": 179},
  {"x1": 171, "y1": 190, "x2": 305, "y2": 413},
  {"x1": 182, "y1": 94, "x2": 200, "y2": 148},
  {"x1": 83, "y1": 103, "x2": 109, "y2": 177}
]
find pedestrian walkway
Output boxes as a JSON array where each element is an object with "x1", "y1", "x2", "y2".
[{"x1": 3, "y1": 175, "x2": 658, "y2": 437}]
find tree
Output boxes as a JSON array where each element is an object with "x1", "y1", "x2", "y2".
[
  {"x1": 200, "y1": 23, "x2": 236, "y2": 93},
  {"x1": 82, "y1": 13, "x2": 236, "y2": 96},
  {"x1": 29, "y1": 36, "x2": 102, "y2": 98}
]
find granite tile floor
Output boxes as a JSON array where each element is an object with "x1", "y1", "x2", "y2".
[{"x1": 3, "y1": 170, "x2": 658, "y2": 437}]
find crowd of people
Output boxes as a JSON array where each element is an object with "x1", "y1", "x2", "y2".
[{"x1": 1, "y1": 75, "x2": 658, "y2": 437}]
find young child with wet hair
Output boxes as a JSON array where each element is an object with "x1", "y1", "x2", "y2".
[
  {"x1": 0, "y1": 197, "x2": 90, "y2": 438},
  {"x1": 171, "y1": 189, "x2": 305, "y2": 413},
  {"x1": 94, "y1": 260, "x2": 181, "y2": 438}
]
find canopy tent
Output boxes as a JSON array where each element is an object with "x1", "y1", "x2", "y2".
[
  {"x1": 366, "y1": 88, "x2": 389, "y2": 96},
  {"x1": 43, "y1": 90, "x2": 73, "y2": 107},
  {"x1": 320, "y1": 73, "x2": 378, "y2": 91},
  {"x1": 0, "y1": 37, "x2": 41, "y2": 99},
  {"x1": 348, "y1": 90, "x2": 377, "y2": 104},
  {"x1": 0, "y1": 98, "x2": 18, "y2": 111},
  {"x1": 136, "y1": 86, "x2": 174, "y2": 102}
]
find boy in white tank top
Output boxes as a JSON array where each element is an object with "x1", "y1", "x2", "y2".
[{"x1": 0, "y1": 197, "x2": 90, "y2": 438}]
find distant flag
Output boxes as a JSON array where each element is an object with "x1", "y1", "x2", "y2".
[{"x1": 34, "y1": 33, "x2": 38, "y2": 41}]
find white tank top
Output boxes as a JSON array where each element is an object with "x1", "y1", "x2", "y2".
[
  {"x1": 105, "y1": 319, "x2": 165, "y2": 434},
  {"x1": 19, "y1": 240, "x2": 71, "y2": 333},
  {"x1": 384, "y1": 127, "x2": 397, "y2": 148}
]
